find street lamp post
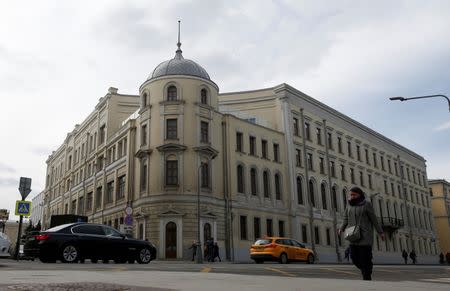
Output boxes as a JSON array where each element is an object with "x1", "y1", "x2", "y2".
[{"x1": 389, "y1": 95, "x2": 450, "y2": 112}]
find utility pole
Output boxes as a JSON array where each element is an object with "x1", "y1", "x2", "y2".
[{"x1": 14, "y1": 177, "x2": 32, "y2": 260}]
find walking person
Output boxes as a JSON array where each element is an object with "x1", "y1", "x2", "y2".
[
  {"x1": 188, "y1": 241, "x2": 197, "y2": 261},
  {"x1": 344, "y1": 246, "x2": 351, "y2": 262},
  {"x1": 409, "y1": 250, "x2": 417, "y2": 264},
  {"x1": 439, "y1": 252, "x2": 444, "y2": 264},
  {"x1": 446, "y1": 252, "x2": 450, "y2": 265},
  {"x1": 213, "y1": 242, "x2": 222, "y2": 262},
  {"x1": 207, "y1": 238, "x2": 214, "y2": 262},
  {"x1": 339, "y1": 187, "x2": 385, "y2": 281},
  {"x1": 402, "y1": 250, "x2": 408, "y2": 264}
]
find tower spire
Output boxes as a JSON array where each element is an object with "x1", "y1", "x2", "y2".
[{"x1": 176, "y1": 20, "x2": 182, "y2": 54}]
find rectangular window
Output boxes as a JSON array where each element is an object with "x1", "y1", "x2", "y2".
[
  {"x1": 365, "y1": 149, "x2": 370, "y2": 165},
  {"x1": 391, "y1": 183, "x2": 395, "y2": 197},
  {"x1": 240, "y1": 216, "x2": 247, "y2": 240},
  {"x1": 273, "y1": 143, "x2": 280, "y2": 162},
  {"x1": 140, "y1": 158, "x2": 148, "y2": 191},
  {"x1": 359, "y1": 171, "x2": 364, "y2": 187},
  {"x1": 200, "y1": 121, "x2": 209, "y2": 143},
  {"x1": 261, "y1": 139, "x2": 268, "y2": 158},
  {"x1": 326, "y1": 228, "x2": 331, "y2": 246},
  {"x1": 278, "y1": 220, "x2": 285, "y2": 237},
  {"x1": 141, "y1": 124, "x2": 147, "y2": 146},
  {"x1": 86, "y1": 192, "x2": 93, "y2": 211},
  {"x1": 236, "y1": 132, "x2": 243, "y2": 152},
  {"x1": 293, "y1": 118, "x2": 299, "y2": 136},
  {"x1": 327, "y1": 133, "x2": 333, "y2": 150},
  {"x1": 166, "y1": 119, "x2": 177, "y2": 139},
  {"x1": 330, "y1": 161, "x2": 336, "y2": 177},
  {"x1": 99, "y1": 125, "x2": 106, "y2": 144},
  {"x1": 394, "y1": 162, "x2": 398, "y2": 176},
  {"x1": 319, "y1": 157, "x2": 325, "y2": 174},
  {"x1": 296, "y1": 149, "x2": 302, "y2": 167},
  {"x1": 301, "y1": 225, "x2": 308, "y2": 243},
  {"x1": 117, "y1": 175, "x2": 126, "y2": 199},
  {"x1": 356, "y1": 145, "x2": 361, "y2": 161},
  {"x1": 263, "y1": 171, "x2": 269, "y2": 198},
  {"x1": 307, "y1": 153, "x2": 313, "y2": 171},
  {"x1": 340, "y1": 164, "x2": 346, "y2": 181},
  {"x1": 249, "y1": 136, "x2": 256, "y2": 155},
  {"x1": 71, "y1": 200, "x2": 76, "y2": 215},
  {"x1": 337, "y1": 137, "x2": 342, "y2": 153},
  {"x1": 368, "y1": 174, "x2": 372, "y2": 189},
  {"x1": 373, "y1": 153, "x2": 378, "y2": 168},
  {"x1": 381, "y1": 156, "x2": 385, "y2": 171},
  {"x1": 106, "y1": 181, "x2": 114, "y2": 203},
  {"x1": 407, "y1": 168, "x2": 411, "y2": 182},
  {"x1": 413, "y1": 171, "x2": 416, "y2": 184},
  {"x1": 275, "y1": 174, "x2": 281, "y2": 200},
  {"x1": 388, "y1": 159, "x2": 392, "y2": 174},
  {"x1": 254, "y1": 217, "x2": 261, "y2": 241},
  {"x1": 166, "y1": 160, "x2": 178, "y2": 186},
  {"x1": 95, "y1": 186, "x2": 102, "y2": 209},
  {"x1": 384, "y1": 180, "x2": 388, "y2": 194},
  {"x1": 316, "y1": 128, "x2": 322, "y2": 145},
  {"x1": 201, "y1": 163, "x2": 209, "y2": 188},
  {"x1": 266, "y1": 219, "x2": 273, "y2": 237},
  {"x1": 350, "y1": 168, "x2": 355, "y2": 184},
  {"x1": 314, "y1": 226, "x2": 320, "y2": 245},
  {"x1": 250, "y1": 169, "x2": 257, "y2": 195},
  {"x1": 78, "y1": 196, "x2": 84, "y2": 215},
  {"x1": 305, "y1": 122, "x2": 311, "y2": 140},
  {"x1": 347, "y1": 141, "x2": 352, "y2": 157}
]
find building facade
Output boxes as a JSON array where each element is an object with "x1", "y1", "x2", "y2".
[
  {"x1": 429, "y1": 179, "x2": 450, "y2": 254},
  {"x1": 30, "y1": 191, "x2": 44, "y2": 227},
  {"x1": 42, "y1": 42, "x2": 438, "y2": 263}
]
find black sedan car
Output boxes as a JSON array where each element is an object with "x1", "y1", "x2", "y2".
[{"x1": 24, "y1": 223, "x2": 156, "y2": 264}]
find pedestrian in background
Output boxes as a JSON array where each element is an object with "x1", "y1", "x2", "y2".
[
  {"x1": 213, "y1": 242, "x2": 221, "y2": 262},
  {"x1": 339, "y1": 187, "x2": 385, "y2": 281},
  {"x1": 188, "y1": 241, "x2": 197, "y2": 261},
  {"x1": 446, "y1": 252, "x2": 450, "y2": 265},
  {"x1": 402, "y1": 250, "x2": 408, "y2": 264},
  {"x1": 409, "y1": 250, "x2": 417, "y2": 264},
  {"x1": 207, "y1": 238, "x2": 214, "y2": 262},
  {"x1": 439, "y1": 252, "x2": 444, "y2": 264},
  {"x1": 344, "y1": 246, "x2": 351, "y2": 262}
]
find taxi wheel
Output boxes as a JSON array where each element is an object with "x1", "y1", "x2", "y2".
[
  {"x1": 307, "y1": 254, "x2": 315, "y2": 264},
  {"x1": 254, "y1": 259, "x2": 264, "y2": 264},
  {"x1": 279, "y1": 253, "x2": 288, "y2": 264}
]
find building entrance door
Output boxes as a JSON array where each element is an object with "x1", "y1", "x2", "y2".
[{"x1": 165, "y1": 222, "x2": 177, "y2": 259}]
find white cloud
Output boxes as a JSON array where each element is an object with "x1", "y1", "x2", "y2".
[{"x1": 434, "y1": 121, "x2": 450, "y2": 132}]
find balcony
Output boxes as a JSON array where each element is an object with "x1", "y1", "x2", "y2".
[{"x1": 378, "y1": 217, "x2": 404, "y2": 233}]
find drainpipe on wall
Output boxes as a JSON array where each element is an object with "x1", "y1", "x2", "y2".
[
  {"x1": 222, "y1": 120, "x2": 232, "y2": 261},
  {"x1": 300, "y1": 108, "x2": 316, "y2": 257},
  {"x1": 323, "y1": 120, "x2": 341, "y2": 263}
]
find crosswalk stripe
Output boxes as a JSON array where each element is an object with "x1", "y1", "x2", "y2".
[
  {"x1": 200, "y1": 267, "x2": 211, "y2": 273},
  {"x1": 265, "y1": 267, "x2": 295, "y2": 277}
]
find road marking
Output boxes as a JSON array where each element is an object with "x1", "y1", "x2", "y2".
[
  {"x1": 265, "y1": 267, "x2": 295, "y2": 277},
  {"x1": 322, "y1": 268, "x2": 358, "y2": 276},
  {"x1": 421, "y1": 278, "x2": 450, "y2": 283},
  {"x1": 201, "y1": 267, "x2": 211, "y2": 273}
]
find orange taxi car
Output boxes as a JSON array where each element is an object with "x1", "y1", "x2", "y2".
[{"x1": 250, "y1": 237, "x2": 315, "y2": 264}]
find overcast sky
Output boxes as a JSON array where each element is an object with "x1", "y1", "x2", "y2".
[{"x1": 1, "y1": 0, "x2": 449, "y2": 221}]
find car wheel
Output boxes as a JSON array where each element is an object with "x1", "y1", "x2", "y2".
[
  {"x1": 307, "y1": 254, "x2": 315, "y2": 264},
  {"x1": 61, "y1": 244, "x2": 79, "y2": 263},
  {"x1": 279, "y1": 253, "x2": 288, "y2": 264},
  {"x1": 136, "y1": 247, "x2": 152, "y2": 264},
  {"x1": 254, "y1": 259, "x2": 264, "y2": 264}
]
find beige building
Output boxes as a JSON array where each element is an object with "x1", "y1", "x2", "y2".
[
  {"x1": 429, "y1": 179, "x2": 450, "y2": 254},
  {"x1": 42, "y1": 41, "x2": 438, "y2": 263}
]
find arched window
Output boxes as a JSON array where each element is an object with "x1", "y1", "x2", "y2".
[
  {"x1": 237, "y1": 165, "x2": 244, "y2": 193},
  {"x1": 142, "y1": 92, "x2": 148, "y2": 107},
  {"x1": 332, "y1": 186, "x2": 338, "y2": 211},
  {"x1": 309, "y1": 179, "x2": 316, "y2": 207},
  {"x1": 321, "y1": 183, "x2": 327, "y2": 210},
  {"x1": 165, "y1": 155, "x2": 178, "y2": 186},
  {"x1": 274, "y1": 173, "x2": 281, "y2": 200},
  {"x1": 342, "y1": 188, "x2": 347, "y2": 211},
  {"x1": 201, "y1": 162, "x2": 209, "y2": 188},
  {"x1": 297, "y1": 177, "x2": 303, "y2": 205},
  {"x1": 263, "y1": 171, "x2": 270, "y2": 198},
  {"x1": 167, "y1": 85, "x2": 177, "y2": 101},
  {"x1": 201, "y1": 88, "x2": 208, "y2": 104},
  {"x1": 250, "y1": 168, "x2": 257, "y2": 196}
]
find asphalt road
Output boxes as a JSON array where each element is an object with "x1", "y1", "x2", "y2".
[{"x1": 0, "y1": 259, "x2": 449, "y2": 284}]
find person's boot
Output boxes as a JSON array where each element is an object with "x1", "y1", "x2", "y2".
[{"x1": 363, "y1": 272, "x2": 372, "y2": 281}]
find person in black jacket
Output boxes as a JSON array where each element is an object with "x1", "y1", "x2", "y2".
[
  {"x1": 402, "y1": 249, "x2": 408, "y2": 264},
  {"x1": 213, "y1": 242, "x2": 221, "y2": 262}
]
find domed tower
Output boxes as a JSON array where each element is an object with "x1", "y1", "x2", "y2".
[{"x1": 136, "y1": 23, "x2": 224, "y2": 260}]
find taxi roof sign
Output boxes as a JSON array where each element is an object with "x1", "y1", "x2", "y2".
[{"x1": 15, "y1": 200, "x2": 31, "y2": 217}]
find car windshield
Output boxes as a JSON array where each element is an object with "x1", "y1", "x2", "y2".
[
  {"x1": 45, "y1": 223, "x2": 74, "y2": 232},
  {"x1": 254, "y1": 239, "x2": 272, "y2": 246}
]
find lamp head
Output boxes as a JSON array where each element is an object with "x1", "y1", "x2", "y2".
[{"x1": 389, "y1": 97, "x2": 406, "y2": 101}]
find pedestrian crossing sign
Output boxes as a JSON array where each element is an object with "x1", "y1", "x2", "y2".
[{"x1": 15, "y1": 200, "x2": 31, "y2": 216}]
